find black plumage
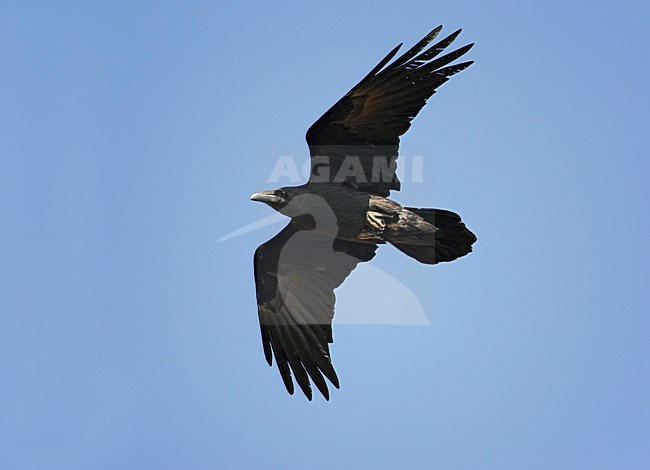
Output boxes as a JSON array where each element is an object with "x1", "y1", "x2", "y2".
[{"x1": 251, "y1": 26, "x2": 477, "y2": 400}]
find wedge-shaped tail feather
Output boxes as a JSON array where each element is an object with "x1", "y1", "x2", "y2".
[{"x1": 391, "y1": 208, "x2": 477, "y2": 264}]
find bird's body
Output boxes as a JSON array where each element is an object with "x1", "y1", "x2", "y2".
[
  {"x1": 278, "y1": 183, "x2": 373, "y2": 241},
  {"x1": 270, "y1": 183, "x2": 467, "y2": 250},
  {"x1": 251, "y1": 25, "x2": 477, "y2": 400}
]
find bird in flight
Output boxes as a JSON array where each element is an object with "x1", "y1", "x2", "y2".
[{"x1": 251, "y1": 25, "x2": 477, "y2": 400}]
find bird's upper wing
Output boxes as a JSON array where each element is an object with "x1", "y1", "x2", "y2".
[
  {"x1": 306, "y1": 26, "x2": 473, "y2": 196},
  {"x1": 254, "y1": 221, "x2": 377, "y2": 400}
]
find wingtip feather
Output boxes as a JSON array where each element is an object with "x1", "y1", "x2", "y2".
[
  {"x1": 263, "y1": 340, "x2": 273, "y2": 366},
  {"x1": 424, "y1": 25, "x2": 443, "y2": 42},
  {"x1": 441, "y1": 29, "x2": 462, "y2": 46},
  {"x1": 332, "y1": 377, "x2": 340, "y2": 389}
]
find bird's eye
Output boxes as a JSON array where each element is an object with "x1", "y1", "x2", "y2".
[{"x1": 277, "y1": 190, "x2": 288, "y2": 199}]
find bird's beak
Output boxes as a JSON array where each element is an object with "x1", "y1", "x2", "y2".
[{"x1": 250, "y1": 191, "x2": 283, "y2": 204}]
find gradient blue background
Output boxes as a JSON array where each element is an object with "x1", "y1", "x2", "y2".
[{"x1": 2, "y1": 1, "x2": 649, "y2": 469}]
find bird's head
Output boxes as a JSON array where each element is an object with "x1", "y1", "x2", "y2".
[
  {"x1": 250, "y1": 187, "x2": 293, "y2": 211},
  {"x1": 251, "y1": 186, "x2": 333, "y2": 226}
]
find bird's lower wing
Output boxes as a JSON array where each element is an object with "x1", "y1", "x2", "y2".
[{"x1": 254, "y1": 221, "x2": 377, "y2": 400}]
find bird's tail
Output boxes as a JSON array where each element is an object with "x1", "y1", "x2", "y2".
[{"x1": 390, "y1": 208, "x2": 477, "y2": 265}]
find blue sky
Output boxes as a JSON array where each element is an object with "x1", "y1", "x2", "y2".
[{"x1": 2, "y1": 1, "x2": 649, "y2": 468}]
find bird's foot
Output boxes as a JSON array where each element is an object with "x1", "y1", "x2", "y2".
[
  {"x1": 357, "y1": 229, "x2": 383, "y2": 241},
  {"x1": 365, "y1": 211, "x2": 387, "y2": 231}
]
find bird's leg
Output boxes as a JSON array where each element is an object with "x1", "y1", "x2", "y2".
[{"x1": 365, "y1": 211, "x2": 387, "y2": 231}]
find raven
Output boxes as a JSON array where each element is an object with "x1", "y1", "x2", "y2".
[{"x1": 251, "y1": 26, "x2": 477, "y2": 400}]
